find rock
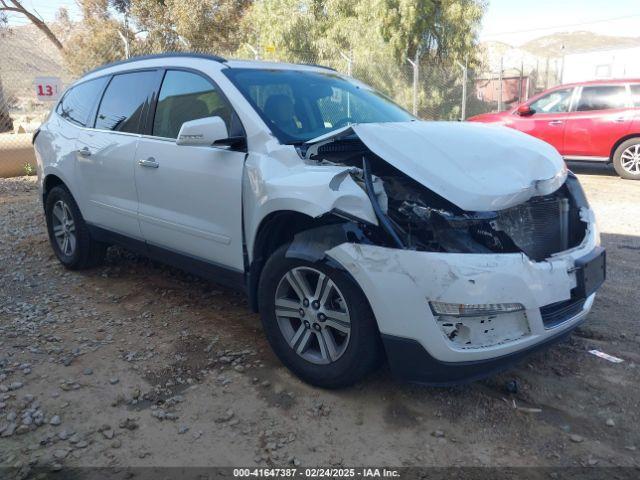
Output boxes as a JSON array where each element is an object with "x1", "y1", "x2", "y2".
[
  {"x1": 101, "y1": 429, "x2": 115, "y2": 440},
  {"x1": 118, "y1": 418, "x2": 138, "y2": 430},
  {"x1": 215, "y1": 409, "x2": 235, "y2": 423},
  {"x1": 605, "y1": 418, "x2": 615, "y2": 427},
  {"x1": 569, "y1": 434, "x2": 584, "y2": 443},
  {"x1": 178, "y1": 425, "x2": 189, "y2": 434},
  {"x1": 58, "y1": 430, "x2": 71, "y2": 440},
  {"x1": 75, "y1": 440, "x2": 88, "y2": 449},
  {"x1": 431, "y1": 430, "x2": 445, "y2": 438},
  {"x1": 53, "y1": 449, "x2": 69, "y2": 460},
  {"x1": 16, "y1": 424, "x2": 30, "y2": 435},
  {"x1": 9, "y1": 382, "x2": 24, "y2": 391},
  {"x1": 1, "y1": 423, "x2": 16, "y2": 437},
  {"x1": 109, "y1": 377, "x2": 119, "y2": 385},
  {"x1": 83, "y1": 368, "x2": 93, "y2": 375},
  {"x1": 111, "y1": 439, "x2": 122, "y2": 449},
  {"x1": 49, "y1": 415, "x2": 61, "y2": 426}
]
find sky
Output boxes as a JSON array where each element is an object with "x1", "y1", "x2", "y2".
[
  {"x1": 481, "y1": 0, "x2": 640, "y2": 45},
  {"x1": 4, "y1": 0, "x2": 640, "y2": 47}
]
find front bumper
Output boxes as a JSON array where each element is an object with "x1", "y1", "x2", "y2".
[{"x1": 325, "y1": 215, "x2": 601, "y2": 384}]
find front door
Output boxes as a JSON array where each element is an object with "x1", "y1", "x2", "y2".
[
  {"x1": 134, "y1": 69, "x2": 246, "y2": 272},
  {"x1": 563, "y1": 84, "x2": 633, "y2": 158},
  {"x1": 511, "y1": 87, "x2": 575, "y2": 153}
]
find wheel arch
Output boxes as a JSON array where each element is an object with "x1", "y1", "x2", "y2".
[
  {"x1": 42, "y1": 173, "x2": 67, "y2": 205},
  {"x1": 247, "y1": 210, "x2": 318, "y2": 312},
  {"x1": 610, "y1": 133, "x2": 640, "y2": 162}
]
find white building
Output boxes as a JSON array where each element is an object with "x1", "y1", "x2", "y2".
[{"x1": 562, "y1": 46, "x2": 640, "y2": 83}]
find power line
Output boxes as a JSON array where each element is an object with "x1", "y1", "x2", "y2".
[{"x1": 482, "y1": 13, "x2": 640, "y2": 37}]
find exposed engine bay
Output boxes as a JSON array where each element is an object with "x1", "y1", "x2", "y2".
[{"x1": 305, "y1": 138, "x2": 588, "y2": 261}]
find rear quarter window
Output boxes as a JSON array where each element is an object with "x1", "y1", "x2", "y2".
[
  {"x1": 56, "y1": 77, "x2": 109, "y2": 127},
  {"x1": 630, "y1": 84, "x2": 640, "y2": 107}
]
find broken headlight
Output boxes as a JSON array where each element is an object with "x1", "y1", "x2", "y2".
[
  {"x1": 429, "y1": 302, "x2": 524, "y2": 317},
  {"x1": 429, "y1": 302, "x2": 530, "y2": 349}
]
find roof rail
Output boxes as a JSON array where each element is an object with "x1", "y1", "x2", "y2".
[{"x1": 82, "y1": 52, "x2": 227, "y2": 77}]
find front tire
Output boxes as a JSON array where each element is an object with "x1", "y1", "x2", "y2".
[
  {"x1": 45, "y1": 185, "x2": 107, "y2": 269},
  {"x1": 258, "y1": 243, "x2": 381, "y2": 388},
  {"x1": 613, "y1": 138, "x2": 640, "y2": 180}
]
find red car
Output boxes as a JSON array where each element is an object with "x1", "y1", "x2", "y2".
[{"x1": 469, "y1": 79, "x2": 640, "y2": 180}]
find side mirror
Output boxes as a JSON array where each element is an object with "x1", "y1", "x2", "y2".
[
  {"x1": 176, "y1": 116, "x2": 229, "y2": 146},
  {"x1": 517, "y1": 104, "x2": 534, "y2": 116}
]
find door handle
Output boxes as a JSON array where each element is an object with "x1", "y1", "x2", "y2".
[
  {"x1": 613, "y1": 117, "x2": 626, "y2": 123},
  {"x1": 548, "y1": 120, "x2": 563, "y2": 126},
  {"x1": 138, "y1": 157, "x2": 159, "y2": 168},
  {"x1": 78, "y1": 147, "x2": 92, "y2": 157}
]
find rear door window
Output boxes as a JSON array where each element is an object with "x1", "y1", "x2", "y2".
[
  {"x1": 576, "y1": 85, "x2": 628, "y2": 111},
  {"x1": 95, "y1": 71, "x2": 158, "y2": 133},
  {"x1": 56, "y1": 77, "x2": 108, "y2": 127},
  {"x1": 152, "y1": 70, "x2": 235, "y2": 139}
]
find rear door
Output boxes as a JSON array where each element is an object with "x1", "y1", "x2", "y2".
[
  {"x1": 509, "y1": 87, "x2": 574, "y2": 153},
  {"x1": 75, "y1": 70, "x2": 161, "y2": 238},
  {"x1": 563, "y1": 84, "x2": 633, "y2": 159},
  {"x1": 134, "y1": 69, "x2": 247, "y2": 272}
]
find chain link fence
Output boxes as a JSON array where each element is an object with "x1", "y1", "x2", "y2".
[{"x1": 0, "y1": 25, "x2": 560, "y2": 177}]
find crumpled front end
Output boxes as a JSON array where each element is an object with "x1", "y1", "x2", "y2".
[{"x1": 294, "y1": 122, "x2": 605, "y2": 384}]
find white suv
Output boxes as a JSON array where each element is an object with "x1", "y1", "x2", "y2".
[{"x1": 33, "y1": 54, "x2": 605, "y2": 388}]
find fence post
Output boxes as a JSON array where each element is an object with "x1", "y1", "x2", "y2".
[
  {"x1": 0, "y1": 75, "x2": 13, "y2": 133},
  {"x1": 407, "y1": 58, "x2": 419, "y2": 116},
  {"x1": 246, "y1": 44, "x2": 260, "y2": 60},
  {"x1": 456, "y1": 57, "x2": 468, "y2": 121},
  {"x1": 340, "y1": 51, "x2": 353, "y2": 118},
  {"x1": 498, "y1": 56, "x2": 503, "y2": 112}
]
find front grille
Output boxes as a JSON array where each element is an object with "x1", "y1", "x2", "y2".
[
  {"x1": 540, "y1": 297, "x2": 586, "y2": 329},
  {"x1": 494, "y1": 195, "x2": 569, "y2": 261}
]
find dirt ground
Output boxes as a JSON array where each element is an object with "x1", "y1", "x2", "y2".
[{"x1": 1, "y1": 164, "x2": 639, "y2": 475}]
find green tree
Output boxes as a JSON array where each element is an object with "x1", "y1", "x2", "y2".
[
  {"x1": 242, "y1": 0, "x2": 484, "y2": 118},
  {"x1": 130, "y1": 0, "x2": 251, "y2": 53},
  {"x1": 62, "y1": 0, "x2": 128, "y2": 75}
]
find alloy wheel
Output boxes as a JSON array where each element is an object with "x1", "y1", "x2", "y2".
[
  {"x1": 51, "y1": 200, "x2": 77, "y2": 256},
  {"x1": 621, "y1": 144, "x2": 640, "y2": 175},
  {"x1": 274, "y1": 266, "x2": 351, "y2": 365}
]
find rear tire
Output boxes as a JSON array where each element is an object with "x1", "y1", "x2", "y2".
[
  {"x1": 45, "y1": 185, "x2": 107, "y2": 269},
  {"x1": 258, "y1": 243, "x2": 381, "y2": 388},
  {"x1": 613, "y1": 138, "x2": 640, "y2": 180}
]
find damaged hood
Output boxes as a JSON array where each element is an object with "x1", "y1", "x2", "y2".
[{"x1": 307, "y1": 121, "x2": 567, "y2": 212}]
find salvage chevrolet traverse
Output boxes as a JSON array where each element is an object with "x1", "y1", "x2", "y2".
[{"x1": 33, "y1": 54, "x2": 606, "y2": 388}]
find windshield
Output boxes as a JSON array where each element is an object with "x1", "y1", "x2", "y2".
[{"x1": 223, "y1": 68, "x2": 414, "y2": 144}]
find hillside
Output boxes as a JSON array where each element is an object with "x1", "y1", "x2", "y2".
[{"x1": 0, "y1": 25, "x2": 67, "y2": 96}]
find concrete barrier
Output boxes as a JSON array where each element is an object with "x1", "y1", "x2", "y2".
[{"x1": 0, "y1": 133, "x2": 36, "y2": 178}]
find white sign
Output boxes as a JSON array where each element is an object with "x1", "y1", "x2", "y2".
[{"x1": 35, "y1": 76, "x2": 63, "y2": 101}]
